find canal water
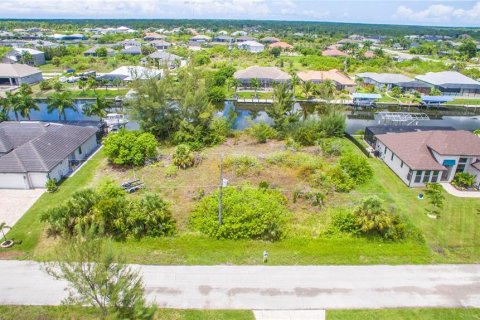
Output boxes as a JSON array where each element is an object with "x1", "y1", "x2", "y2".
[{"x1": 6, "y1": 100, "x2": 480, "y2": 134}]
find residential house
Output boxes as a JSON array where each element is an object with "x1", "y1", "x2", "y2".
[
  {"x1": 144, "y1": 51, "x2": 183, "y2": 68},
  {"x1": 190, "y1": 35, "x2": 211, "y2": 43},
  {"x1": 0, "y1": 63, "x2": 43, "y2": 85},
  {"x1": 3, "y1": 48, "x2": 46, "y2": 66},
  {"x1": 118, "y1": 39, "x2": 142, "y2": 48},
  {"x1": 232, "y1": 31, "x2": 248, "y2": 37},
  {"x1": 352, "y1": 93, "x2": 381, "y2": 106},
  {"x1": 356, "y1": 72, "x2": 414, "y2": 90},
  {"x1": 297, "y1": 69, "x2": 356, "y2": 93},
  {"x1": 415, "y1": 71, "x2": 480, "y2": 97},
  {"x1": 144, "y1": 32, "x2": 166, "y2": 41},
  {"x1": 149, "y1": 40, "x2": 171, "y2": 50},
  {"x1": 0, "y1": 122, "x2": 99, "y2": 189},
  {"x1": 83, "y1": 46, "x2": 115, "y2": 57},
  {"x1": 212, "y1": 35, "x2": 234, "y2": 43},
  {"x1": 100, "y1": 66, "x2": 162, "y2": 82},
  {"x1": 237, "y1": 41, "x2": 265, "y2": 53},
  {"x1": 234, "y1": 66, "x2": 291, "y2": 88},
  {"x1": 368, "y1": 128, "x2": 480, "y2": 187},
  {"x1": 120, "y1": 46, "x2": 142, "y2": 56},
  {"x1": 269, "y1": 42, "x2": 294, "y2": 51},
  {"x1": 260, "y1": 37, "x2": 280, "y2": 44},
  {"x1": 322, "y1": 49, "x2": 349, "y2": 57},
  {"x1": 236, "y1": 36, "x2": 256, "y2": 43}
]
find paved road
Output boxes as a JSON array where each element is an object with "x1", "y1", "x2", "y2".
[{"x1": 0, "y1": 261, "x2": 479, "y2": 309}]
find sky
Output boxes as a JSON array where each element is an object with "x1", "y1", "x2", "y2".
[{"x1": 1, "y1": 0, "x2": 480, "y2": 27}]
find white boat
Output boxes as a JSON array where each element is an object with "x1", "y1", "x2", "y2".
[{"x1": 104, "y1": 113, "x2": 128, "y2": 131}]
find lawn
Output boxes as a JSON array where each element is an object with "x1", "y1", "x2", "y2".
[
  {"x1": 448, "y1": 98, "x2": 480, "y2": 106},
  {"x1": 328, "y1": 308, "x2": 480, "y2": 320},
  {"x1": 0, "y1": 306, "x2": 254, "y2": 320},
  {"x1": 2, "y1": 135, "x2": 480, "y2": 265}
]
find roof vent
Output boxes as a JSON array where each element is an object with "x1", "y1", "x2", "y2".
[{"x1": 44, "y1": 123, "x2": 50, "y2": 127}]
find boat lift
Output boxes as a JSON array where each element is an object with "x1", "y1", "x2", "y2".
[{"x1": 376, "y1": 112, "x2": 430, "y2": 126}]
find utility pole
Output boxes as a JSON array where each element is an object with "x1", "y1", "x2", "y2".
[{"x1": 218, "y1": 154, "x2": 223, "y2": 226}]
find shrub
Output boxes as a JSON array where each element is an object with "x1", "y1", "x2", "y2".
[
  {"x1": 320, "y1": 138, "x2": 343, "y2": 156},
  {"x1": 164, "y1": 165, "x2": 178, "y2": 177},
  {"x1": 207, "y1": 86, "x2": 226, "y2": 103},
  {"x1": 103, "y1": 130, "x2": 158, "y2": 167},
  {"x1": 39, "y1": 80, "x2": 52, "y2": 91},
  {"x1": 331, "y1": 210, "x2": 360, "y2": 235},
  {"x1": 452, "y1": 172, "x2": 477, "y2": 189},
  {"x1": 190, "y1": 186, "x2": 290, "y2": 241},
  {"x1": 267, "y1": 151, "x2": 322, "y2": 176},
  {"x1": 172, "y1": 144, "x2": 195, "y2": 169},
  {"x1": 318, "y1": 112, "x2": 346, "y2": 138},
  {"x1": 247, "y1": 122, "x2": 278, "y2": 143},
  {"x1": 223, "y1": 155, "x2": 262, "y2": 176},
  {"x1": 45, "y1": 178, "x2": 58, "y2": 192},
  {"x1": 340, "y1": 153, "x2": 373, "y2": 185},
  {"x1": 127, "y1": 193, "x2": 176, "y2": 238},
  {"x1": 41, "y1": 186, "x2": 175, "y2": 239},
  {"x1": 314, "y1": 166, "x2": 354, "y2": 192},
  {"x1": 353, "y1": 196, "x2": 406, "y2": 240},
  {"x1": 287, "y1": 119, "x2": 323, "y2": 146}
]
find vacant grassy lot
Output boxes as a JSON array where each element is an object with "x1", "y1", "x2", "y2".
[
  {"x1": 2, "y1": 135, "x2": 479, "y2": 265},
  {"x1": 0, "y1": 306, "x2": 254, "y2": 320},
  {"x1": 328, "y1": 308, "x2": 480, "y2": 320}
]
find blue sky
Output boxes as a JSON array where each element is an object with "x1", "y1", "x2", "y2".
[{"x1": 1, "y1": 0, "x2": 480, "y2": 27}]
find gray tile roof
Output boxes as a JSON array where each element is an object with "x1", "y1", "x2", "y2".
[
  {"x1": 356, "y1": 72, "x2": 413, "y2": 84},
  {"x1": 234, "y1": 66, "x2": 291, "y2": 81},
  {"x1": 0, "y1": 63, "x2": 42, "y2": 78},
  {"x1": 0, "y1": 122, "x2": 97, "y2": 173},
  {"x1": 415, "y1": 71, "x2": 480, "y2": 87},
  {"x1": 148, "y1": 51, "x2": 181, "y2": 61}
]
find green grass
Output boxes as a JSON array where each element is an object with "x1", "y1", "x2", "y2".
[
  {"x1": 0, "y1": 306, "x2": 254, "y2": 320},
  {"x1": 328, "y1": 308, "x2": 480, "y2": 320},
  {"x1": 0, "y1": 149, "x2": 106, "y2": 258},
  {"x1": 448, "y1": 98, "x2": 480, "y2": 106}
]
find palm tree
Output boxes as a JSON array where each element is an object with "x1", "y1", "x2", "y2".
[
  {"x1": 232, "y1": 78, "x2": 242, "y2": 92},
  {"x1": 77, "y1": 79, "x2": 87, "y2": 93},
  {"x1": 112, "y1": 79, "x2": 122, "y2": 92},
  {"x1": 250, "y1": 78, "x2": 261, "y2": 96},
  {"x1": 0, "y1": 222, "x2": 11, "y2": 243},
  {"x1": 4, "y1": 91, "x2": 20, "y2": 121},
  {"x1": 317, "y1": 80, "x2": 337, "y2": 102},
  {"x1": 47, "y1": 91, "x2": 75, "y2": 121},
  {"x1": 19, "y1": 83, "x2": 33, "y2": 96},
  {"x1": 290, "y1": 72, "x2": 299, "y2": 98},
  {"x1": 83, "y1": 96, "x2": 111, "y2": 118},
  {"x1": 21, "y1": 51, "x2": 33, "y2": 65},
  {"x1": 87, "y1": 78, "x2": 97, "y2": 93},
  {"x1": 302, "y1": 81, "x2": 315, "y2": 100},
  {"x1": 16, "y1": 94, "x2": 39, "y2": 120},
  {"x1": 0, "y1": 96, "x2": 11, "y2": 121}
]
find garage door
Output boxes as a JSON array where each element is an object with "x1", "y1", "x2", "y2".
[{"x1": 0, "y1": 173, "x2": 27, "y2": 189}]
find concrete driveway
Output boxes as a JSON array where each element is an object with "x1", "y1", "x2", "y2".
[{"x1": 0, "y1": 189, "x2": 45, "y2": 227}]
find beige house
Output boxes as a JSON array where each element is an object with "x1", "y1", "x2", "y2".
[{"x1": 297, "y1": 69, "x2": 356, "y2": 93}]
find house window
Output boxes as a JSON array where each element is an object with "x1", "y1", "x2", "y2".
[
  {"x1": 78, "y1": 146, "x2": 82, "y2": 155},
  {"x1": 456, "y1": 157, "x2": 468, "y2": 173},
  {"x1": 391, "y1": 152, "x2": 394, "y2": 161},
  {"x1": 407, "y1": 169, "x2": 413, "y2": 181},
  {"x1": 431, "y1": 170, "x2": 439, "y2": 182},
  {"x1": 423, "y1": 170, "x2": 431, "y2": 183},
  {"x1": 401, "y1": 161, "x2": 404, "y2": 168},
  {"x1": 415, "y1": 170, "x2": 423, "y2": 183}
]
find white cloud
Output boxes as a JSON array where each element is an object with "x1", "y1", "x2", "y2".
[{"x1": 395, "y1": 1, "x2": 480, "y2": 24}]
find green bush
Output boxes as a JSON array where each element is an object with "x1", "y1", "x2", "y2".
[
  {"x1": 318, "y1": 112, "x2": 346, "y2": 138},
  {"x1": 223, "y1": 155, "x2": 262, "y2": 176},
  {"x1": 287, "y1": 119, "x2": 323, "y2": 146},
  {"x1": 173, "y1": 144, "x2": 195, "y2": 169},
  {"x1": 247, "y1": 122, "x2": 278, "y2": 143},
  {"x1": 207, "y1": 86, "x2": 226, "y2": 103},
  {"x1": 340, "y1": 153, "x2": 373, "y2": 185},
  {"x1": 267, "y1": 151, "x2": 322, "y2": 176},
  {"x1": 41, "y1": 185, "x2": 175, "y2": 239},
  {"x1": 164, "y1": 165, "x2": 178, "y2": 177},
  {"x1": 320, "y1": 138, "x2": 343, "y2": 156},
  {"x1": 190, "y1": 186, "x2": 290, "y2": 241},
  {"x1": 103, "y1": 130, "x2": 158, "y2": 167},
  {"x1": 313, "y1": 166, "x2": 354, "y2": 192},
  {"x1": 45, "y1": 178, "x2": 58, "y2": 192},
  {"x1": 452, "y1": 172, "x2": 477, "y2": 189}
]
